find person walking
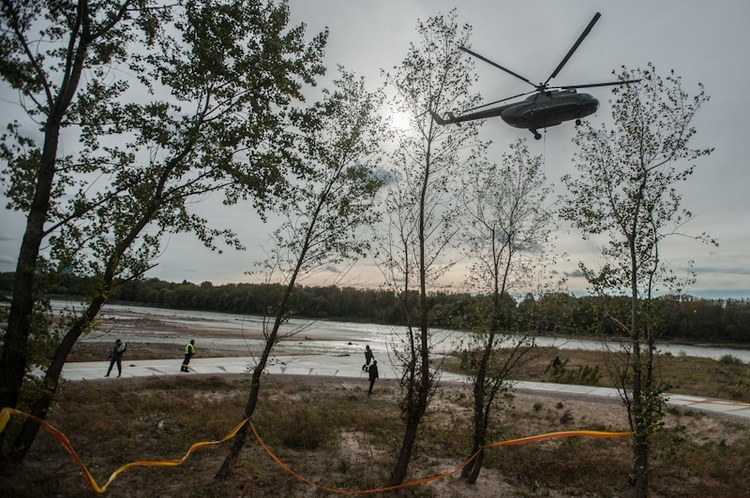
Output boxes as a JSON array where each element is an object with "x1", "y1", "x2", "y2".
[
  {"x1": 181, "y1": 339, "x2": 195, "y2": 372},
  {"x1": 368, "y1": 360, "x2": 379, "y2": 395},
  {"x1": 363, "y1": 345, "x2": 374, "y2": 372},
  {"x1": 105, "y1": 339, "x2": 127, "y2": 378}
]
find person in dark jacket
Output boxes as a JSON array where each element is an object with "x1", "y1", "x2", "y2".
[
  {"x1": 363, "y1": 345, "x2": 374, "y2": 372},
  {"x1": 105, "y1": 339, "x2": 127, "y2": 377},
  {"x1": 182, "y1": 339, "x2": 195, "y2": 372},
  {"x1": 368, "y1": 360, "x2": 379, "y2": 395}
]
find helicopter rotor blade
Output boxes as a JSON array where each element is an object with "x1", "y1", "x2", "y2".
[
  {"x1": 460, "y1": 90, "x2": 536, "y2": 113},
  {"x1": 558, "y1": 78, "x2": 641, "y2": 90},
  {"x1": 459, "y1": 46, "x2": 537, "y2": 89},
  {"x1": 544, "y1": 12, "x2": 601, "y2": 87}
]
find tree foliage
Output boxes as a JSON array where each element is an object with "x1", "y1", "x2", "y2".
[
  {"x1": 560, "y1": 64, "x2": 713, "y2": 496},
  {"x1": 377, "y1": 10, "x2": 487, "y2": 486},
  {"x1": 0, "y1": 0, "x2": 327, "y2": 463},
  {"x1": 462, "y1": 138, "x2": 555, "y2": 298},
  {"x1": 458, "y1": 137, "x2": 554, "y2": 482},
  {"x1": 0, "y1": 0, "x2": 169, "y2": 427},
  {"x1": 215, "y1": 66, "x2": 387, "y2": 479}
]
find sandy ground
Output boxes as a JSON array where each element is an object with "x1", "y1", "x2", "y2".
[
  {"x1": 70, "y1": 309, "x2": 350, "y2": 361},
  {"x1": 12, "y1": 310, "x2": 746, "y2": 497}
]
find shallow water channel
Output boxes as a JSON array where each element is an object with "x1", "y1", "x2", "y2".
[{"x1": 59, "y1": 300, "x2": 750, "y2": 362}]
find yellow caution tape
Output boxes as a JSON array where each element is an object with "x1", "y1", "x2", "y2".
[
  {"x1": 0, "y1": 408, "x2": 250, "y2": 494},
  {"x1": 1, "y1": 407, "x2": 634, "y2": 494},
  {"x1": 0, "y1": 408, "x2": 10, "y2": 433},
  {"x1": 483, "y1": 429, "x2": 634, "y2": 449},
  {"x1": 248, "y1": 420, "x2": 633, "y2": 494}
]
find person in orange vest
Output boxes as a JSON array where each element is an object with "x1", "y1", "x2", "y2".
[{"x1": 181, "y1": 339, "x2": 195, "y2": 372}]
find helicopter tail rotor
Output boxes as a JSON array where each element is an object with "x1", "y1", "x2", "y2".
[{"x1": 430, "y1": 111, "x2": 448, "y2": 125}]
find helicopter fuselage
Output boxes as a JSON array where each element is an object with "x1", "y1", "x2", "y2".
[
  {"x1": 500, "y1": 90, "x2": 599, "y2": 131},
  {"x1": 438, "y1": 89, "x2": 599, "y2": 139}
]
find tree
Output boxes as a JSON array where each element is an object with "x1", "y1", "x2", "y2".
[
  {"x1": 215, "y1": 69, "x2": 386, "y2": 478},
  {"x1": 458, "y1": 138, "x2": 554, "y2": 483},
  {"x1": 0, "y1": 0, "x2": 162, "y2": 430},
  {"x1": 0, "y1": 0, "x2": 327, "y2": 463},
  {"x1": 560, "y1": 64, "x2": 714, "y2": 497},
  {"x1": 377, "y1": 11, "x2": 485, "y2": 486}
]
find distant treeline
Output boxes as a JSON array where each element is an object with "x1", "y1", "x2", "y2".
[{"x1": 1, "y1": 272, "x2": 749, "y2": 344}]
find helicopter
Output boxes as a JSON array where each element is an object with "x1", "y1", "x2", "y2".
[{"x1": 432, "y1": 12, "x2": 640, "y2": 139}]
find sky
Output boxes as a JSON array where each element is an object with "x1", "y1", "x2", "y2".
[{"x1": 1, "y1": 0, "x2": 749, "y2": 298}]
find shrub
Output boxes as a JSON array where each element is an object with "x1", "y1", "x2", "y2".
[
  {"x1": 719, "y1": 354, "x2": 743, "y2": 366},
  {"x1": 560, "y1": 410, "x2": 574, "y2": 424},
  {"x1": 259, "y1": 405, "x2": 332, "y2": 450}
]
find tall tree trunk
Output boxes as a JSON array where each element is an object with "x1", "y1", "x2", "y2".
[
  {"x1": 8, "y1": 297, "x2": 105, "y2": 462},
  {"x1": 0, "y1": 0, "x2": 93, "y2": 416},
  {"x1": 216, "y1": 249, "x2": 304, "y2": 478},
  {"x1": 467, "y1": 448, "x2": 485, "y2": 484},
  {"x1": 389, "y1": 407, "x2": 424, "y2": 485},
  {"x1": 464, "y1": 269, "x2": 503, "y2": 483},
  {"x1": 214, "y1": 364, "x2": 264, "y2": 478},
  {"x1": 0, "y1": 125, "x2": 61, "y2": 414},
  {"x1": 634, "y1": 433, "x2": 649, "y2": 497},
  {"x1": 462, "y1": 357, "x2": 487, "y2": 480},
  {"x1": 630, "y1": 251, "x2": 649, "y2": 496}
]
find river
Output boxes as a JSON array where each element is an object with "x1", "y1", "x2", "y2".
[{"x1": 53, "y1": 300, "x2": 750, "y2": 362}]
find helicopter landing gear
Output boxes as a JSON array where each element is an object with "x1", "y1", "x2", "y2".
[
  {"x1": 575, "y1": 118, "x2": 582, "y2": 125},
  {"x1": 530, "y1": 128, "x2": 542, "y2": 140}
]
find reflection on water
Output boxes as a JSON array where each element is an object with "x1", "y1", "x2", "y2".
[{"x1": 52, "y1": 300, "x2": 750, "y2": 362}]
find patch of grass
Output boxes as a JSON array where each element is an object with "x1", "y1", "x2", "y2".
[
  {"x1": 492, "y1": 436, "x2": 632, "y2": 494},
  {"x1": 650, "y1": 422, "x2": 750, "y2": 497},
  {"x1": 446, "y1": 346, "x2": 750, "y2": 403},
  {"x1": 257, "y1": 404, "x2": 332, "y2": 451}
]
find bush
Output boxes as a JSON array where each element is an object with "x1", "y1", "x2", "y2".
[
  {"x1": 259, "y1": 404, "x2": 332, "y2": 450},
  {"x1": 719, "y1": 354, "x2": 744, "y2": 366},
  {"x1": 550, "y1": 362, "x2": 603, "y2": 386}
]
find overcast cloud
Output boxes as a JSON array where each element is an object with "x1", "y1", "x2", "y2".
[{"x1": 1, "y1": 0, "x2": 748, "y2": 298}]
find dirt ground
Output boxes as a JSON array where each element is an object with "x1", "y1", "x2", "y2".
[
  {"x1": 9, "y1": 371, "x2": 747, "y2": 498},
  {"x1": 15, "y1": 311, "x2": 747, "y2": 497}
]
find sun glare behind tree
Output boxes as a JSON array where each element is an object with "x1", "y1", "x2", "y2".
[{"x1": 390, "y1": 111, "x2": 411, "y2": 131}]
